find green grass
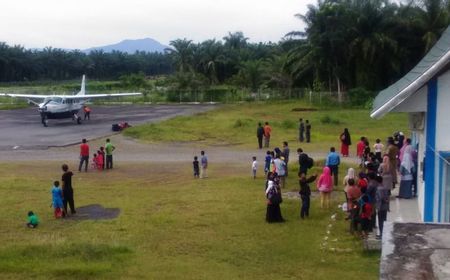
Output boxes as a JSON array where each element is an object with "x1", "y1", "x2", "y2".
[
  {"x1": 0, "y1": 161, "x2": 379, "y2": 279},
  {"x1": 124, "y1": 101, "x2": 409, "y2": 152}
]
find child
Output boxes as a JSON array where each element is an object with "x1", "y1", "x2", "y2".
[
  {"x1": 299, "y1": 172, "x2": 317, "y2": 219},
  {"x1": 252, "y1": 156, "x2": 258, "y2": 179},
  {"x1": 27, "y1": 211, "x2": 39, "y2": 228},
  {"x1": 360, "y1": 195, "x2": 372, "y2": 239},
  {"x1": 92, "y1": 153, "x2": 98, "y2": 169},
  {"x1": 373, "y1": 138, "x2": 384, "y2": 162},
  {"x1": 193, "y1": 156, "x2": 199, "y2": 178},
  {"x1": 96, "y1": 151, "x2": 104, "y2": 170},
  {"x1": 98, "y1": 147, "x2": 105, "y2": 169},
  {"x1": 51, "y1": 181, "x2": 64, "y2": 218},
  {"x1": 264, "y1": 151, "x2": 271, "y2": 175}
]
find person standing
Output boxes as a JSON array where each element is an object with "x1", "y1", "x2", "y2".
[
  {"x1": 297, "y1": 148, "x2": 310, "y2": 175},
  {"x1": 299, "y1": 118, "x2": 305, "y2": 142},
  {"x1": 375, "y1": 175, "x2": 390, "y2": 239},
  {"x1": 251, "y1": 156, "x2": 258, "y2": 179},
  {"x1": 265, "y1": 172, "x2": 284, "y2": 223},
  {"x1": 325, "y1": 147, "x2": 341, "y2": 186},
  {"x1": 386, "y1": 137, "x2": 399, "y2": 189},
  {"x1": 105, "y1": 138, "x2": 116, "y2": 169},
  {"x1": 83, "y1": 105, "x2": 91, "y2": 120},
  {"x1": 398, "y1": 151, "x2": 414, "y2": 199},
  {"x1": 263, "y1": 122, "x2": 272, "y2": 148},
  {"x1": 273, "y1": 154, "x2": 286, "y2": 188},
  {"x1": 61, "y1": 164, "x2": 76, "y2": 215},
  {"x1": 51, "y1": 181, "x2": 64, "y2": 218},
  {"x1": 200, "y1": 150, "x2": 208, "y2": 178},
  {"x1": 373, "y1": 139, "x2": 384, "y2": 162},
  {"x1": 356, "y1": 137, "x2": 366, "y2": 167},
  {"x1": 193, "y1": 156, "x2": 200, "y2": 178},
  {"x1": 299, "y1": 172, "x2": 317, "y2": 219},
  {"x1": 256, "y1": 123, "x2": 264, "y2": 149},
  {"x1": 98, "y1": 146, "x2": 105, "y2": 169},
  {"x1": 78, "y1": 138, "x2": 89, "y2": 172},
  {"x1": 317, "y1": 166, "x2": 333, "y2": 209},
  {"x1": 340, "y1": 128, "x2": 351, "y2": 157},
  {"x1": 305, "y1": 120, "x2": 311, "y2": 143},
  {"x1": 282, "y1": 141, "x2": 290, "y2": 177}
]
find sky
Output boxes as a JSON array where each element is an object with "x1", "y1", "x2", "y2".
[{"x1": 0, "y1": 0, "x2": 313, "y2": 50}]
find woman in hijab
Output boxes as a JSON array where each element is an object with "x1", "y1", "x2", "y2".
[
  {"x1": 378, "y1": 156, "x2": 394, "y2": 192},
  {"x1": 340, "y1": 128, "x2": 352, "y2": 157},
  {"x1": 265, "y1": 172, "x2": 284, "y2": 223},
  {"x1": 398, "y1": 148, "x2": 414, "y2": 199},
  {"x1": 317, "y1": 166, "x2": 333, "y2": 209},
  {"x1": 343, "y1": 167, "x2": 355, "y2": 193}
]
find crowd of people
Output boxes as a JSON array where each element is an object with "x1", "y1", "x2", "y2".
[
  {"x1": 28, "y1": 138, "x2": 120, "y2": 226},
  {"x1": 260, "y1": 123, "x2": 417, "y2": 240}
]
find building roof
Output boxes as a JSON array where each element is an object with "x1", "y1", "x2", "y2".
[{"x1": 371, "y1": 25, "x2": 450, "y2": 119}]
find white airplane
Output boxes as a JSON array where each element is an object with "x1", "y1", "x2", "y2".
[{"x1": 0, "y1": 75, "x2": 141, "y2": 126}]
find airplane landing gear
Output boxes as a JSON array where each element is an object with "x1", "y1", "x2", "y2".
[
  {"x1": 40, "y1": 113, "x2": 48, "y2": 127},
  {"x1": 74, "y1": 113, "x2": 82, "y2": 124}
]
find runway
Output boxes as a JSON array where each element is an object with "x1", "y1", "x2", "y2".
[{"x1": 0, "y1": 104, "x2": 216, "y2": 150}]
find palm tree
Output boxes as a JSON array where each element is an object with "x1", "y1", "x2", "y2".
[{"x1": 166, "y1": 38, "x2": 194, "y2": 73}]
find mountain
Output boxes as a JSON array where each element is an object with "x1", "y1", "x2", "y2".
[{"x1": 83, "y1": 38, "x2": 169, "y2": 54}]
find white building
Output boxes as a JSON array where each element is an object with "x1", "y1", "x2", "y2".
[{"x1": 371, "y1": 26, "x2": 450, "y2": 223}]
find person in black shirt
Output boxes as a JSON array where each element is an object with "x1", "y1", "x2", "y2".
[
  {"x1": 193, "y1": 156, "x2": 200, "y2": 178},
  {"x1": 297, "y1": 148, "x2": 310, "y2": 175},
  {"x1": 305, "y1": 120, "x2": 311, "y2": 143},
  {"x1": 256, "y1": 123, "x2": 264, "y2": 149},
  {"x1": 61, "y1": 164, "x2": 76, "y2": 216},
  {"x1": 299, "y1": 172, "x2": 317, "y2": 219}
]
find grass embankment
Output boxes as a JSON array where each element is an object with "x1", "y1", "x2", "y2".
[
  {"x1": 124, "y1": 101, "x2": 408, "y2": 153},
  {"x1": 0, "y1": 161, "x2": 379, "y2": 279}
]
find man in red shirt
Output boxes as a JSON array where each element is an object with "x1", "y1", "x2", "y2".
[
  {"x1": 78, "y1": 138, "x2": 90, "y2": 172},
  {"x1": 356, "y1": 137, "x2": 366, "y2": 167},
  {"x1": 263, "y1": 122, "x2": 272, "y2": 148}
]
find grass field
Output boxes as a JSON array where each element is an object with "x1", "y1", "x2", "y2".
[
  {"x1": 0, "y1": 161, "x2": 379, "y2": 279},
  {"x1": 0, "y1": 101, "x2": 407, "y2": 279},
  {"x1": 124, "y1": 101, "x2": 408, "y2": 153}
]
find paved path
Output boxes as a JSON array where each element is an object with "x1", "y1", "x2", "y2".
[{"x1": 0, "y1": 104, "x2": 216, "y2": 150}]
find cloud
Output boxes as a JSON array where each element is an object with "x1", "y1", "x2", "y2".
[{"x1": 0, "y1": 0, "x2": 310, "y2": 49}]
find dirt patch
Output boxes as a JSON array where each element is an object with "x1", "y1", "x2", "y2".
[
  {"x1": 291, "y1": 108, "x2": 318, "y2": 112},
  {"x1": 69, "y1": 204, "x2": 120, "y2": 220}
]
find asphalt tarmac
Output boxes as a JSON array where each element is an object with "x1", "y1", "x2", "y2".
[{"x1": 0, "y1": 104, "x2": 216, "y2": 150}]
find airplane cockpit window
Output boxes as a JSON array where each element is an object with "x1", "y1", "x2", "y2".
[{"x1": 43, "y1": 97, "x2": 63, "y2": 104}]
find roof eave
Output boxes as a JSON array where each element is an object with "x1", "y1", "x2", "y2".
[{"x1": 371, "y1": 49, "x2": 450, "y2": 119}]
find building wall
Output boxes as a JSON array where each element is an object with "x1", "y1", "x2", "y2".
[
  {"x1": 435, "y1": 70, "x2": 450, "y2": 222},
  {"x1": 436, "y1": 70, "x2": 450, "y2": 151},
  {"x1": 393, "y1": 86, "x2": 427, "y2": 112}
]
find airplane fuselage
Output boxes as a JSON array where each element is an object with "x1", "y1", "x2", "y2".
[{"x1": 38, "y1": 97, "x2": 84, "y2": 122}]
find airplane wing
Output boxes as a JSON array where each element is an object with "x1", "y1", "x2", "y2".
[
  {"x1": 64, "y1": 92, "x2": 142, "y2": 99},
  {"x1": 0, "y1": 93, "x2": 51, "y2": 99}
]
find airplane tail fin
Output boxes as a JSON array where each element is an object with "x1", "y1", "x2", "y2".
[{"x1": 77, "y1": 75, "x2": 86, "y2": 96}]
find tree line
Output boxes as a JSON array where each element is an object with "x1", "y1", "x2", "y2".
[{"x1": 0, "y1": 0, "x2": 449, "y2": 98}]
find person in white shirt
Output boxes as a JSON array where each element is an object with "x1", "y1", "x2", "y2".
[
  {"x1": 373, "y1": 138, "x2": 384, "y2": 162},
  {"x1": 252, "y1": 156, "x2": 258, "y2": 179}
]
